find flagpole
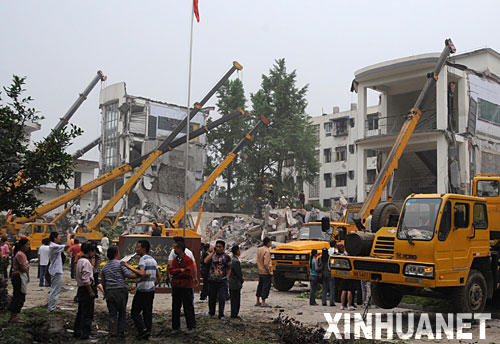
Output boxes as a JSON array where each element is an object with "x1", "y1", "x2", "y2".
[{"x1": 183, "y1": 2, "x2": 195, "y2": 238}]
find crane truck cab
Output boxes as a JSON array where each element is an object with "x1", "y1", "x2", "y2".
[
  {"x1": 270, "y1": 205, "x2": 361, "y2": 291},
  {"x1": 331, "y1": 186, "x2": 498, "y2": 313},
  {"x1": 17, "y1": 222, "x2": 57, "y2": 259}
]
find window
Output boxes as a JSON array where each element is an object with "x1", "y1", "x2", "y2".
[
  {"x1": 478, "y1": 98, "x2": 500, "y2": 125},
  {"x1": 367, "y1": 149, "x2": 377, "y2": 158},
  {"x1": 102, "y1": 102, "x2": 120, "y2": 172},
  {"x1": 34, "y1": 225, "x2": 44, "y2": 234},
  {"x1": 367, "y1": 113, "x2": 379, "y2": 130},
  {"x1": 324, "y1": 122, "x2": 333, "y2": 136},
  {"x1": 350, "y1": 118, "x2": 355, "y2": 128},
  {"x1": 309, "y1": 176, "x2": 319, "y2": 198},
  {"x1": 332, "y1": 118, "x2": 348, "y2": 136},
  {"x1": 324, "y1": 148, "x2": 332, "y2": 163},
  {"x1": 336, "y1": 173, "x2": 347, "y2": 187},
  {"x1": 74, "y1": 171, "x2": 82, "y2": 189},
  {"x1": 476, "y1": 180, "x2": 499, "y2": 197},
  {"x1": 367, "y1": 169, "x2": 377, "y2": 184},
  {"x1": 349, "y1": 144, "x2": 355, "y2": 154},
  {"x1": 473, "y1": 203, "x2": 488, "y2": 229},
  {"x1": 397, "y1": 198, "x2": 441, "y2": 241},
  {"x1": 438, "y1": 201, "x2": 452, "y2": 241},
  {"x1": 348, "y1": 170, "x2": 354, "y2": 180},
  {"x1": 324, "y1": 173, "x2": 332, "y2": 188},
  {"x1": 454, "y1": 203, "x2": 469, "y2": 228},
  {"x1": 335, "y1": 146, "x2": 347, "y2": 161},
  {"x1": 324, "y1": 199, "x2": 332, "y2": 208}
]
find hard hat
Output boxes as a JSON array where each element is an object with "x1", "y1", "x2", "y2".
[
  {"x1": 269, "y1": 184, "x2": 273, "y2": 188},
  {"x1": 258, "y1": 197, "x2": 262, "y2": 200}
]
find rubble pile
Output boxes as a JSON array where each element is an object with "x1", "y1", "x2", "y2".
[{"x1": 202, "y1": 207, "x2": 307, "y2": 263}]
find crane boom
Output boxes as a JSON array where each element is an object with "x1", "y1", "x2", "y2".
[
  {"x1": 72, "y1": 137, "x2": 101, "y2": 161},
  {"x1": 86, "y1": 62, "x2": 243, "y2": 231},
  {"x1": 54, "y1": 71, "x2": 106, "y2": 131},
  {"x1": 15, "y1": 108, "x2": 246, "y2": 225},
  {"x1": 170, "y1": 115, "x2": 269, "y2": 228},
  {"x1": 357, "y1": 39, "x2": 456, "y2": 224}
]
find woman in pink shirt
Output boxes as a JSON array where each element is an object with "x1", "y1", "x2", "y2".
[
  {"x1": 8, "y1": 238, "x2": 30, "y2": 323},
  {"x1": 1, "y1": 236, "x2": 10, "y2": 279}
]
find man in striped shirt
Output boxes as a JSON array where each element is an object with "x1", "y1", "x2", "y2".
[
  {"x1": 121, "y1": 240, "x2": 159, "y2": 340},
  {"x1": 101, "y1": 246, "x2": 130, "y2": 338}
]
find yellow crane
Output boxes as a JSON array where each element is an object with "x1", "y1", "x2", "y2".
[
  {"x1": 354, "y1": 39, "x2": 456, "y2": 231},
  {"x1": 169, "y1": 115, "x2": 269, "y2": 229},
  {"x1": 84, "y1": 62, "x2": 243, "y2": 233}
]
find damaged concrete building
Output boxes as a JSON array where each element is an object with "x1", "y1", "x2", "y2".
[
  {"x1": 353, "y1": 47, "x2": 500, "y2": 203},
  {"x1": 306, "y1": 104, "x2": 380, "y2": 207},
  {"x1": 98, "y1": 82, "x2": 212, "y2": 220}
]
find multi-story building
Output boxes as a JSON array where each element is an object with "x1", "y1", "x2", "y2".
[
  {"x1": 305, "y1": 104, "x2": 379, "y2": 208},
  {"x1": 353, "y1": 47, "x2": 500, "y2": 203},
  {"x1": 306, "y1": 46, "x2": 500, "y2": 209},
  {"x1": 98, "y1": 82, "x2": 211, "y2": 214}
]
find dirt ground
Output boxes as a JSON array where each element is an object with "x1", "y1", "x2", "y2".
[{"x1": 2, "y1": 264, "x2": 500, "y2": 343}]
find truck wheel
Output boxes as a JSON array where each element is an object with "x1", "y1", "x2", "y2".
[
  {"x1": 371, "y1": 202, "x2": 399, "y2": 233},
  {"x1": 273, "y1": 274, "x2": 295, "y2": 291},
  {"x1": 453, "y1": 269, "x2": 487, "y2": 313},
  {"x1": 371, "y1": 282, "x2": 402, "y2": 309}
]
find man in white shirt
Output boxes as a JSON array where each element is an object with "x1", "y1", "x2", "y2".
[
  {"x1": 48, "y1": 232, "x2": 71, "y2": 312},
  {"x1": 38, "y1": 238, "x2": 51, "y2": 287},
  {"x1": 101, "y1": 236, "x2": 109, "y2": 258},
  {"x1": 168, "y1": 237, "x2": 199, "y2": 288}
]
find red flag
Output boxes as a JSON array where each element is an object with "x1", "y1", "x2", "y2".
[{"x1": 193, "y1": 0, "x2": 200, "y2": 22}]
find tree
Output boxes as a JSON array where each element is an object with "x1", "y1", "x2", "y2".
[
  {"x1": 0, "y1": 76, "x2": 82, "y2": 216},
  {"x1": 206, "y1": 78, "x2": 248, "y2": 211},
  {"x1": 243, "y1": 58, "x2": 319, "y2": 207}
]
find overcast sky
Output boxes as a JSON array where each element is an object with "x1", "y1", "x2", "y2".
[{"x1": 1, "y1": 0, "x2": 499, "y2": 161}]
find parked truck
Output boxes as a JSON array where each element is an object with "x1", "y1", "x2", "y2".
[
  {"x1": 331, "y1": 175, "x2": 500, "y2": 313},
  {"x1": 270, "y1": 205, "x2": 360, "y2": 291}
]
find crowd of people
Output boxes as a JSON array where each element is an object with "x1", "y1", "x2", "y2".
[
  {"x1": 1, "y1": 229, "x2": 373, "y2": 340},
  {"x1": 0, "y1": 233, "x2": 276, "y2": 340}
]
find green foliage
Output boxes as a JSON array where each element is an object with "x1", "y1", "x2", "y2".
[
  {"x1": 206, "y1": 78, "x2": 248, "y2": 211},
  {"x1": 243, "y1": 58, "x2": 319, "y2": 206},
  {"x1": 0, "y1": 76, "x2": 82, "y2": 216},
  {"x1": 100, "y1": 225, "x2": 123, "y2": 240}
]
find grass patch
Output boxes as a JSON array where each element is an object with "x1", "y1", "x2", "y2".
[{"x1": 401, "y1": 295, "x2": 450, "y2": 308}]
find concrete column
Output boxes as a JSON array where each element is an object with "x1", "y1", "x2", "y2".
[
  {"x1": 457, "y1": 75, "x2": 469, "y2": 133},
  {"x1": 436, "y1": 66, "x2": 448, "y2": 130},
  {"x1": 356, "y1": 146, "x2": 366, "y2": 202},
  {"x1": 380, "y1": 91, "x2": 388, "y2": 135},
  {"x1": 458, "y1": 140, "x2": 470, "y2": 194},
  {"x1": 437, "y1": 135, "x2": 449, "y2": 193},
  {"x1": 357, "y1": 85, "x2": 367, "y2": 140}
]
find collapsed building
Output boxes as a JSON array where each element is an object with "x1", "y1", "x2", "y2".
[
  {"x1": 98, "y1": 82, "x2": 213, "y2": 224},
  {"x1": 306, "y1": 47, "x2": 500, "y2": 207}
]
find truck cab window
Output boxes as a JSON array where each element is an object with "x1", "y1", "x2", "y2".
[
  {"x1": 476, "y1": 180, "x2": 499, "y2": 197},
  {"x1": 397, "y1": 198, "x2": 441, "y2": 241},
  {"x1": 438, "y1": 201, "x2": 451, "y2": 241},
  {"x1": 473, "y1": 203, "x2": 488, "y2": 229},
  {"x1": 453, "y1": 203, "x2": 469, "y2": 228}
]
